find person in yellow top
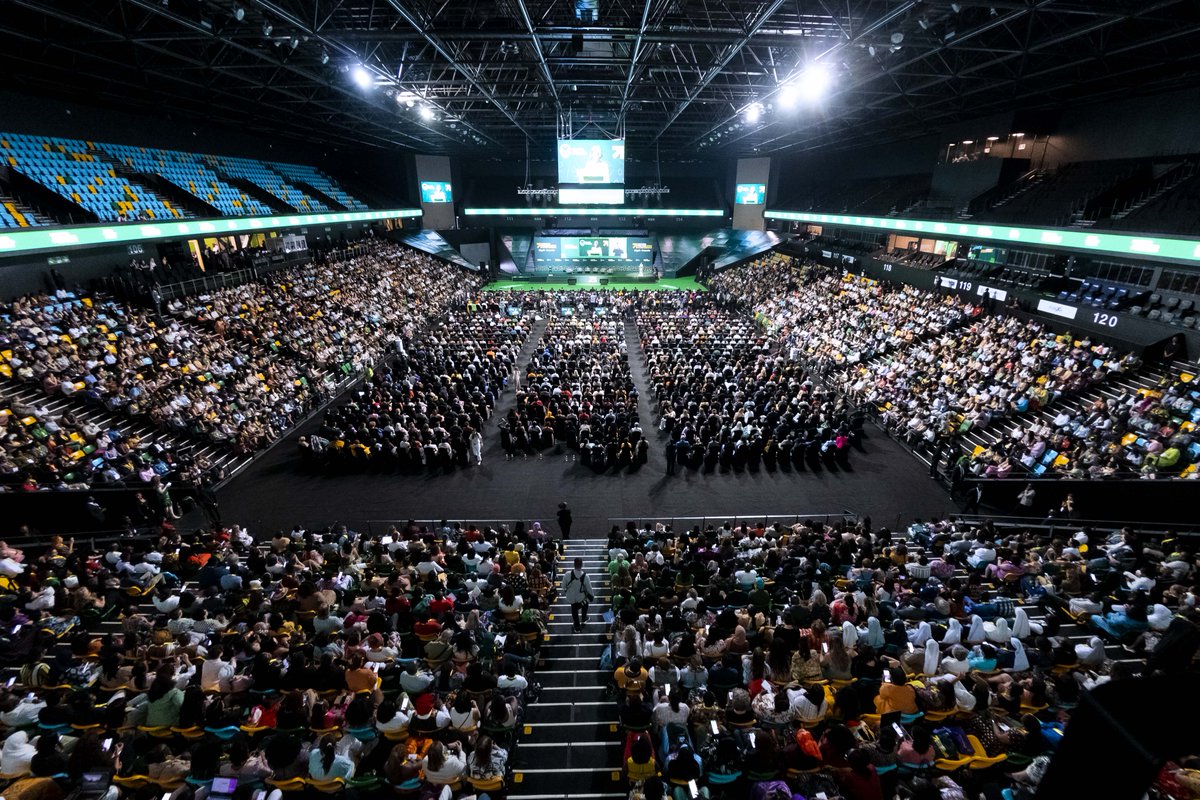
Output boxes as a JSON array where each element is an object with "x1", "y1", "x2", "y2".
[
  {"x1": 614, "y1": 658, "x2": 649, "y2": 700},
  {"x1": 625, "y1": 732, "x2": 658, "y2": 782},
  {"x1": 874, "y1": 667, "x2": 919, "y2": 715}
]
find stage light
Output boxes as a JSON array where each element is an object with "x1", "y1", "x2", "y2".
[
  {"x1": 419, "y1": 106, "x2": 436, "y2": 121},
  {"x1": 744, "y1": 103, "x2": 762, "y2": 124},
  {"x1": 890, "y1": 31, "x2": 904, "y2": 45},
  {"x1": 962, "y1": 140, "x2": 973, "y2": 145},
  {"x1": 351, "y1": 65, "x2": 373, "y2": 89},
  {"x1": 262, "y1": 21, "x2": 273, "y2": 36},
  {"x1": 320, "y1": 49, "x2": 330, "y2": 65},
  {"x1": 779, "y1": 83, "x2": 799, "y2": 109},
  {"x1": 803, "y1": 63, "x2": 833, "y2": 100},
  {"x1": 986, "y1": 136, "x2": 999, "y2": 141},
  {"x1": 232, "y1": 4, "x2": 245, "y2": 21},
  {"x1": 289, "y1": 36, "x2": 300, "y2": 50}
]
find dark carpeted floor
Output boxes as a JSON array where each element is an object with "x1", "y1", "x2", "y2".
[{"x1": 216, "y1": 317, "x2": 952, "y2": 535}]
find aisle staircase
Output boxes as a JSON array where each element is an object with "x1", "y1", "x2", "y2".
[{"x1": 513, "y1": 537, "x2": 626, "y2": 800}]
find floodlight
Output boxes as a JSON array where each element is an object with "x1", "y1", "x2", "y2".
[
  {"x1": 352, "y1": 65, "x2": 373, "y2": 89},
  {"x1": 419, "y1": 106, "x2": 436, "y2": 121}
]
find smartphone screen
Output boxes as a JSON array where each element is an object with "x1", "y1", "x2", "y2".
[
  {"x1": 103, "y1": 738, "x2": 113, "y2": 751},
  {"x1": 710, "y1": 720, "x2": 719, "y2": 735},
  {"x1": 908, "y1": 642, "x2": 914, "y2": 653}
]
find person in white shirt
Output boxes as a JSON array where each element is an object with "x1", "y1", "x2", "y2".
[
  {"x1": 496, "y1": 666, "x2": 528, "y2": 693},
  {"x1": 0, "y1": 694, "x2": 47, "y2": 728}
]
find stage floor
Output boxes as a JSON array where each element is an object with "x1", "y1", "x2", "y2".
[{"x1": 483, "y1": 276, "x2": 705, "y2": 292}]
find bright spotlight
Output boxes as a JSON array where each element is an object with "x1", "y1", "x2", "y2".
[
  {"x1": 801, "y1": 63, "x2": 833, "y2": 102},
  {"x1": 419, "y1": 106, "x2": 436, "y2": 121},
  {"x1": 351, "y1": 65, "x2": 373, "y2": 89},
  {"x1": 744, "y1": 103, "x2": 762, "y2": 124},
  {"x1": 779, "y1": 83, "x2": 799, "y2": 109},
  {"x1": 233, "y1": 4, "x2": 245, "y2": 21}
]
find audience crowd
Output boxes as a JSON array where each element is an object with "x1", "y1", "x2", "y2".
[
  {"x1": 301, "y1": 310, "x2": 529, "y2": 472},
  {"x1": 637, "y1": 290, "x2": 860, "y2": 473},
  {"x1": 603, "y1": 514, "x2": 1199, "y2": 800},
  {"x1": 973, "y1": 369, "x2": 1200, "y2": 480},
  {"x1": 0, "y1": 517, "x2": 559, "y2": 800},
  {"x1": 710, "y1": 254, "x2": 972, "y2": 372},
  {"x1": 504, "y1": 292, "x2": 645, "y2": 471}
]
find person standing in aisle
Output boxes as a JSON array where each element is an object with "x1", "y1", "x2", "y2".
[
  {"x1": 562, "y1": 557, "x2": 595, "y2": 632},
  {"x1": 557, "y1": 502, "x2": 573, "y2": 540}
]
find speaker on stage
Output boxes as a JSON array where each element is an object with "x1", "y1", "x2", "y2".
[
  {"x1": 567, "y1": 278, "x2": 577, "y2": 285},
  {"x1": 600, "y1": 278, "x2": 610, "y2": 285}
]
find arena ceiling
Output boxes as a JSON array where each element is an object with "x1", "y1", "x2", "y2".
[{"x1": 4, "y1": 0, "x2": 1200, "y2": 159}]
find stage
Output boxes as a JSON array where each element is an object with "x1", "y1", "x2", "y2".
[{"x1": 482, "y1": 276, "x2": 705, "y2": 292}]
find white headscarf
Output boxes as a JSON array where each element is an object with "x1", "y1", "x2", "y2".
[
  {"x1": 987, "y1": 617, "x2": 1012, "y2": 644},
  {"x1": 861, "y1": 616, "x2": 885, "y2": 648},
  {"x1": 923, "y1": 638, "x2": 941, "y2": 676},
  {"x1": 841, "y1": 621, "x2": 858, "y2": 649},
  {"x1": 1147, "y1": 604, "x2": 1173, "y2": 631},
  {"x1": 1075, "y1": 636, "x2": 1106, "y2": 667},
  {"x1": 942, "y1": 618, "x2": 963, "y2": 646},
  {"x1": 0, "y1": 730, "x2": 36, "y2": 776},
  {"x1": 908, "y1": 621, "x2": 933, "y2": 646},
  {"x1": 966, "y1": 615, "x2": 986, "y2": 644},
  {"x1": 1011, "y1": 607, "x2": 1042, "y2": 639},
  {"x1": 1009, "y1": 638, "x2": 1030, "y2": 672}
]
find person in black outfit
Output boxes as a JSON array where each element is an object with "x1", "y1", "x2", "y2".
[
  {"x1": 665, "y1": 439, "x2": 677, "y2": 475},
  {"x1": 557, "y1": 502, "x2": 573, "y2": 540}
]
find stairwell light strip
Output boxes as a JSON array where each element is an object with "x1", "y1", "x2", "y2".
[
  {"x1": 764, "y1": 210, "x2": 1200, "y2": 265},
  {"x1": 464, "y1": 207, "x2": 725, "y2": 217},
  {"x1": 0, "y1": 209, "x2": 423, "y2": 256}
]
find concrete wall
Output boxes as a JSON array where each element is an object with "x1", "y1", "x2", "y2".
[{"x1": 1042, "y1": 86, "x2": 1200, "y2": 166}]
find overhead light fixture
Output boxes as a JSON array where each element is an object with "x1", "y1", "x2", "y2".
[
  {"x1": 419, "y1": 106, "x2": 436, "y2": 121},
  {"x1": 962, "y1": 139, "x2": 973, "y2": 145},
  {"x1": 890, "y1": 31, "x2": 904, "y2": 45},
  {"x1": 320, "y1": 49, "x2": 330, "y2": 65},
  {"x1": 261, "y1": 21, "x2": 273, "y2": 36},
  {"x1": 868, "y1": 45, "x2": 877, "y2": 57},
  {"x1": 744, "y1": 103, "x2": 762, "y2": 124},
  {"x1": 351, "y1": 65, "x2": 373, "y2": 89},
  {"x1": 918, "y1": 17, "x2": 930, "y2": 30},
  {"x1": 1012, "y1": 132, "x2": 1025, "y2": 137},
  {"x1": 987, "y1": 136, "x2": 1000, "y2": 141},
  {"x1": 779, "y1": 83, "x2": 799, "y2": 109},
  {"x1": 951, "y1": 3, "x2": 962, "y2": 12},
  {"x1": 803, "y1": 63, "x2": 833, "y2": 101},
  {"x1": 289, "y1": 36, "x2": 300, "y2": 50},
  {"x1": 233, "y1": 4, "x2": 245, "y2": 21}
]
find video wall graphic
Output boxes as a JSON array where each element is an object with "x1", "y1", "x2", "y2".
[
  {"x1": 556, "y1": 138, "x2": 625, "y2": 204},
  {"x1": 531, "y1": 236, "x2": 655, "y2": 271}
]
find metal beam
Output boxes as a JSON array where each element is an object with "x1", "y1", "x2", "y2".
[
  {"x1": 652, "y1": 0, "x2": 788, "y2": 141},
  {"x1": 379, "y1": 0, "x2": 536, "y2": 141},
  {"x1": 617, "y1": 0, "x2": 656, "y2": 129},
  {"x1": 512, "y1": 0, "x2": 560, "y2": 112},
  {"x1": 686, "y1": 0, "x2": 921, "y2": 148}
]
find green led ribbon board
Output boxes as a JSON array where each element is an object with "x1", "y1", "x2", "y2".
[
  {"x1": 464, "y1": 207, "x2": 725, "y2": 217},
  {"x1": 0, "y1": 209, "x2": 423, "y2": 257},
  {"x1": 765, "y1": 210, "x2": 1200, "y2": 266}
]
